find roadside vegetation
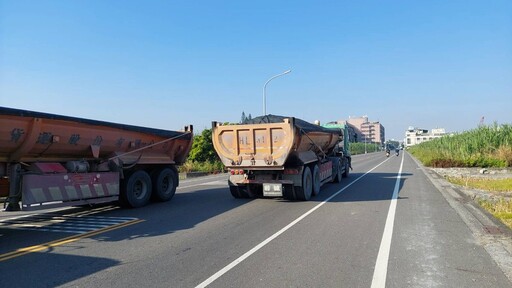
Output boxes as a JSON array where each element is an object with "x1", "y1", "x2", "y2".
[
  {"x1": 409, "y1": 123, "x2": 512, "y2": 229},
  {"x1": 478, "y1": 198, "x2": 512, "y2": 229},
  {"x1": 349, "y1": 142, "x2": 381, "y2": 155},
  {"x1": 446, "y1": 176, "x2": 512, "y2": 230},
  {"x1": 409, "y1": 123, "x2": 512, "y2": 168},
  {"x1": 446, "y1": 177, "x2": 512, "y2": 193}
]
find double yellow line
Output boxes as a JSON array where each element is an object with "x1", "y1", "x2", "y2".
[{"x1": 0, "y1": 219, "x2": 144, "y2": 262}]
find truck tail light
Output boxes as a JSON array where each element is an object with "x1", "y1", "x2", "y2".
[{"x1": 230, "y1": 169, "x2": 244, "y2": 175}]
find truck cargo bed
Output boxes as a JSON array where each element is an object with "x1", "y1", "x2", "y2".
[
  {"x1": 212, "y1": 115, "x2": 342, "y2": 168},
  {"x1": 0, "y1": 107, "x2": 193, "y2": 164}
]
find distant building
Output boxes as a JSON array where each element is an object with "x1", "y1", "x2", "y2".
[
  {"x1": 405, "y1": 126, "x2": 447, "y2": 147},
  {"x1": 346, "y1": 116, "x2": 385, "y2": 145}
]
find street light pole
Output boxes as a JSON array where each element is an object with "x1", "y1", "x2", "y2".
[{"x1": 263, "y1": 69, "x2": 291, "y2": 115}]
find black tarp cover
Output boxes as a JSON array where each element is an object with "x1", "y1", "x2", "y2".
[{"x1": 242, "y1": 114, "x2": 342, "y2": 136}]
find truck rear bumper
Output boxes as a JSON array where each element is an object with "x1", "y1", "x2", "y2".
[
  {"x1": 229, "y1": 179, "x2": 294, "y2": 197},
  {"x1": 232, "y1": 179, "x2": 294, "y2": 185}
]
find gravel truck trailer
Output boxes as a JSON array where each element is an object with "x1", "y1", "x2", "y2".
[
  {"x1": 212, "y1": 115, "x2": 351, "y2": 200},
  {"x1": 0, "y1": 107, "x2": 193, "y2": 211}
]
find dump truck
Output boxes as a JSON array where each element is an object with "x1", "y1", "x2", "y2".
[
  {"x1": 212, "y1": 115, "x2": 351, "y2": 200},
  {"x1": 0, "y1": 107, "x2": 193, "y2": 211}
]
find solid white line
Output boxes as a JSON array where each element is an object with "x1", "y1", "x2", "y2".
[
  {"x1": 195, "y1": 158, "x2": 390, "y2": 288},
  {"x1": 371, "y1": 153, "x2": 404, "y2": 288}
]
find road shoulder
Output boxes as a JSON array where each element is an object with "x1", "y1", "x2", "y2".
[{"x1": 410, "y1": 154, "x2": 512, "y2": 284}]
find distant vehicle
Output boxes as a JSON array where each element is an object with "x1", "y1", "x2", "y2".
[
  {"x1": 212, "y1": 115, "x2": 351, "y2": 201},
  {"x1": 0, "y1": 107, "x2": 193, "y2": 211}
]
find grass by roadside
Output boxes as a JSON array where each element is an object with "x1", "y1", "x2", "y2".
[
  {"x1": 446, "y1": 177, "x2": 512, "y2": 193},
  {"x1": 445, "y1": 176, "x2": 512, "y2": 230},
  {"x1": 478, "y1": 198, "x2": 512, "y2": 230}
]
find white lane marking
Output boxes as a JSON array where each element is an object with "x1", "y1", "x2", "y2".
[
  {"x1": 195, "y1": 158, "x2": 390, "y2": 288},
  {"x1": 371, "y1": 153, "x2": 404, "y2": 288}
]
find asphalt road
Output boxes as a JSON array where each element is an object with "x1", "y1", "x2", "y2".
[{"x1": 1, "y1": 152, "x2": 511, "y2": 288}]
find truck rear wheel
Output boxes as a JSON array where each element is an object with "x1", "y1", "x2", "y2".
[
  {"x1": 312, "y1": 164, "x2": 321, "y2": 196},
  {"x1": 121, "y1": 170, "x2": 152, "y2": 208},
  {"x1": 295, "y1": 166, "x2": 312, "y2": 201},
  {"x1": 333, "y1": 159, "x2": 342, "y2": 183},
  {"x1": 342, "y1": 161, "x2": 350, "y2": 178},
  {"x1": 151, "y1": 167, "x2": 177, "y2": 202}
]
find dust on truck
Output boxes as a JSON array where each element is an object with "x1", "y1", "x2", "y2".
[
  {"x1": 0, "y1": 107, "x2": 193, "y2": 211},
  {"x1": 212, "y1": 115, "x2": 351, "y2": 201}
]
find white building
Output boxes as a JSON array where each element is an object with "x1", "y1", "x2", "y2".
[{"x1": 405, "y1": 126, "x2": 447, "y2": 147}]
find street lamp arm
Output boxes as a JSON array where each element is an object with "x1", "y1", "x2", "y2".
[
  {"x1": 263, "y1": 69, "x2": 291, "y2": 115},
  {"x1": 264, "y1": 70, "x2": 291, "y2": 88}
]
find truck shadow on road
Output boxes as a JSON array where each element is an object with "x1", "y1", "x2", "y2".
[
  {"x1": 96, "y1": 171, "x2": 414, "y2": 241},
  {"x1": 0, "y1": 171, "x2": 412, "y2": 247},
  {"x1": 91, "y1": 186, "x2": 254, "y2": 242},
  {"x1": 0, "y1": 186, "x2": 244, "y2": 286},
  {"x1": 0, "y1": 253, "x2": 119, "y2": 287}
]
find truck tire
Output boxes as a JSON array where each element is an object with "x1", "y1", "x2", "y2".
[
  {"x1": 151, "y1": 167, "x2": 177, "y2": 202},
  {"x1": 312, "y1": 164, "x2": 321, "y2": 196},
  {"x1": 121, "y1": 170, "x2": 152, "y2": 208},
  {"x1": 333, "y1": 159, "x2": 342, "y2": 183},
  {"x1": 342, "y1": 161, "x2": 350, "y2": 178},
  {"x1": 295, "y1": 166, "x2": 312, "y2": 201}
]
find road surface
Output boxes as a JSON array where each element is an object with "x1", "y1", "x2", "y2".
[{"x1": 1, "y1": 152, "x2": 511, "y2": 287}]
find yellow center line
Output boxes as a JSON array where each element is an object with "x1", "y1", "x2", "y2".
[{"x1": 0, "y1": 219, "x2": 145, "y2": 262}]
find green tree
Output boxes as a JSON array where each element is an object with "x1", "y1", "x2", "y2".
[
  {"x1": 188, "y1": 128, "x2": 219, "y2": 163},
  {"x1": 241, "y1": 111, "x2": 253, "y2": 123}
]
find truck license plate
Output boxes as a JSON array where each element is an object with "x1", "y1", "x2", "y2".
[{"x1": 263, "y1": 183, "x2": 283, "y2": 197}]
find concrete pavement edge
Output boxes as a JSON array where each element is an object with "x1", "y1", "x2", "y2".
[{"x1": 409, "y1": 153, "x2": 512, "y2": 284}]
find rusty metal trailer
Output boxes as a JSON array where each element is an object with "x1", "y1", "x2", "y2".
[
  {"x1": 0, "y1": 106, "x2": 193, "y2": 211},
  {"x1": 212, "y1": 115, "x2": 351, "y2": 200}
]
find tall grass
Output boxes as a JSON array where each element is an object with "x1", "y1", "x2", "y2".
[{"x1": 409, "y1": 123, "x2": 512, "y2": 167}]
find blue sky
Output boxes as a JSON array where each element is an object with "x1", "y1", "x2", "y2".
[{"x1": 1, "y1": 0, "x2": 511, "y2": 141}]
